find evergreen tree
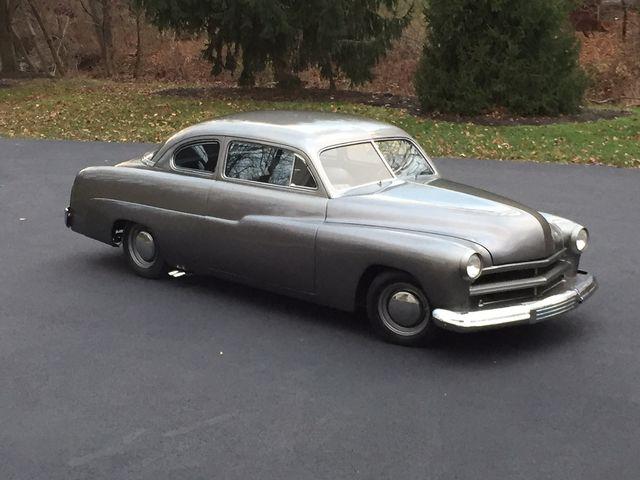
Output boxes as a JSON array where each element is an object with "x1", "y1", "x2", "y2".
[
  {"x1": 294, "y1": 0, "x2": 412, "y2": 89},
  {"x1": 415, "y1": 0, "x2": 587, "y2": 115},
  {"x1": 142, "y1": 0, "x2": 411, "y2": 88},
  {"x1": 144, "y1": 0, "x2": 294, "y2": 86}
]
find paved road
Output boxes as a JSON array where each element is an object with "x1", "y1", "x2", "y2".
[{"x1": 1, "y1": 137, "x2": 639, "y2": 480}]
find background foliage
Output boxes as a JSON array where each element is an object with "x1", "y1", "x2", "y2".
[
  {"x1": 0, "y1": 1, "x2": 639, "y2": 115},
  {"x1": 141, "y1": 0, "x2": 411, "y2": 88},
  {"x1": 415, "y1": 0, "x2": 588, "y2": 115}
]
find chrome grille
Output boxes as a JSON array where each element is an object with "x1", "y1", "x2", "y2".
[{"x1": 472, "y1": 249, "x2": 571, "y2": 308}]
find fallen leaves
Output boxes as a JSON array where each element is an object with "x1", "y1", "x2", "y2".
[{"x1": 0, "y1": 78, "x2": 638, "y2": 167}]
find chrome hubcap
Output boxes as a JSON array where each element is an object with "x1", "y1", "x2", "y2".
[
  {"x1": 128, "y1": 226, "x2": 157, "y2": 268},
  {"x1": 378, "y1": 283, "x2": 430, "y2": 336},
  {"x1": 134, "y1": 231, "x2": 155, "y2": 262},
  {"x1": 387, "y1": 291, "x2": 422, "y2": 328}
]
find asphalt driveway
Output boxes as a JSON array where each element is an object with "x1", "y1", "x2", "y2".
[{"x1": 1, "y1": 137, "x2": 639, "y2": 480}]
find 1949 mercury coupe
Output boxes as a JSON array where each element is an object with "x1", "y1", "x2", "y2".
[{"x1": 66, "y1": 111, "x2": 597, "y2": 346}]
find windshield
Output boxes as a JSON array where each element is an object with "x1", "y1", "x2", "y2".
[
  {"x1": 374, "y1": 139, "x2": 434, "y2": 179},
  {"x1": 318, "y1": 139, "x2": 434, "y2": 194},
  {"x1": 319, "y1": 142, "x2": 393, "y2": 194}
]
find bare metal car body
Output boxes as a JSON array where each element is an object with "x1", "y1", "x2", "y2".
[{"x1": 66, "y1": 111, "x2": 597, "y2": 335}]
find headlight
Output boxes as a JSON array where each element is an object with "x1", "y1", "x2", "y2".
[
  {"x1": 464, "y1": 253, "x2": 483, "y2": 280},
  {"x1": 571, "y1": 227, "x2": 589, "y2": 253}
]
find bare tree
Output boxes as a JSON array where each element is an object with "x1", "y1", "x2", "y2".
[
  {"x1": 0, "y1": 0, "x2": 18, "y2": 75},
  {"x1": 10, "y1": 24, "x2": 39, "y2": 74},
  {"x1": 130, "y1": 0, "x2": 144, "y2": 78},
  {"x1": 80, "y1": 0, "x2": 115, "y2": 76},
  {"x1": 25, "y1": 0, "x2": 66, "y2": 76},
  {"x1": 26, "y1": 15, "x2": 52, "y2": 73}
]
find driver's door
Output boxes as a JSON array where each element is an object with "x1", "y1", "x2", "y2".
[{"x1": 200, "y1": 139, "x2": 327, "y2": 294}]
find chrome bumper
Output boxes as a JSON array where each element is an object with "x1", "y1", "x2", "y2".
[
  {"x1": 432, "y1": 272, "x2": 598, "y2": 332},
  {"x1": 65, "y1": 207, "x2": 73, "y2": 228}
]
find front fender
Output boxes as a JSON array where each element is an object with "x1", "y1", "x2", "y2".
[{"x1": 315, "y1": 224, "x2": 490, "y2": 312}]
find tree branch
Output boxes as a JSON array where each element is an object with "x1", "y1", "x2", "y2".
[{"x1": 25, "y1": 0, "x2": 66, "y2": 76}]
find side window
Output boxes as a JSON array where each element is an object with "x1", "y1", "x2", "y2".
[
  {"x1": 173, "y1": 142, "x2": 220, "y2": 172},
  {"x1": 291, "y1": 156, "x2": 317, "y2": 188},
  {"x1": 225, "y1": 141, "x2": 316, "y2": 189}
]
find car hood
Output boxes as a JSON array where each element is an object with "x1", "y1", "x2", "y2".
[{"x1": 326, "y1": 179, "x2": 556, "y2": 264}]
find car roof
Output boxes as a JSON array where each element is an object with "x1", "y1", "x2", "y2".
[{"x1": 165, "y1": 110, "x2": 410, "y2": 154}]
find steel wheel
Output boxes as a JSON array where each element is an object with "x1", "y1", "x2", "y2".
[
  {"x1": 366, "y1": 271, "x2": 436, "y2": 346},
  {"x1": 123, "y1": 223, "x2": 168, "y2": 278},
  {"x1": 127, "y1": 225, "x2": 157, "y2": 268},
  {"x1": 378, "y1": 283, "x2": 430, "y2": 336}
]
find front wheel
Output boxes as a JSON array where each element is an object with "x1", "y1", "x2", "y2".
[
  {"x1": 123, "y1": 223, "x2": 168, "y2": 279},
  {"x1": 366, "y1": 271, "x2": 438, "y2": 346}
]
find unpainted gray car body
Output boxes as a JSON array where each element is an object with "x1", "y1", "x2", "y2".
[{"x1": 67, "y1": 111, "x2": 597, "y2": 331}]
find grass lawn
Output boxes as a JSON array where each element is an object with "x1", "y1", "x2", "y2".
[{"x1": 1, "y1": 78, "x2": 638, "y2": 167}]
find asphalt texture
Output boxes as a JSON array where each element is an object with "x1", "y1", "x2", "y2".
[{"x1": 1, "y1": 137, "x2": 639, "y2": 480}]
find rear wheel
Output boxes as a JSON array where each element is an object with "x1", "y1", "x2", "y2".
[
  {"x1": 366, "y1": 271, "x2": 437, "y2": 346},
  {"x1": 123, "y1": 223, "x2": 168, "y2": 279}
]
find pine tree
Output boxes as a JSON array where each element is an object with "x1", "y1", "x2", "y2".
[
  {"x1": 143, "y1": 0, "x2": 294, "y2": 86},
  {"x1": 294, "y1": 0, "x2": 412, "y2": 89},
  {"x1": 142, "y1": 0, "x2": 411, "y2": 88},
  {"x1": 414, "y1": 0, "x2": 587, "y2": 115}
]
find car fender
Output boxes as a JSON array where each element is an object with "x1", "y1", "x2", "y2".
[{"x1": 315, "y1": 223, "x2": 491, "y2": 312}]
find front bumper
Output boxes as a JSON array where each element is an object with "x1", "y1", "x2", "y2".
[{"x1": 432, "y1": 272, "x2": 597, "y2": 332}]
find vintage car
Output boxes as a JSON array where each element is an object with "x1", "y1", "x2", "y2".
[{"x1": 65, "y1": 111, "x2": 597, "y2": 346}]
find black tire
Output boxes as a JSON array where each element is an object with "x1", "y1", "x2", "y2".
[
  {"x1": 366, "y1": 271, "x2": 438, "y2": 347},
  {"x1": 122, "y1": 223, "x2": 168, "y2": 279}
]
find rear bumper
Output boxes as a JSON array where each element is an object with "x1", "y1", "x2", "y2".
[
  {"x1": 64, "y1": 206, "x2": 73, "y2": 228},
  {"x1": 432, "y1": 272, "x2": 597, "y2": 332}
]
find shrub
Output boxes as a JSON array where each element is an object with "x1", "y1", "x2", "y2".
[{"x1": 414, "y1": 0, "x2": 588, "y2": 115}]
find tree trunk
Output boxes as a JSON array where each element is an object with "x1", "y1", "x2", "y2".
[
  {"x1": 133, "y1": 7, "x2": 143, "y2": 78},
  {"x1": 87, "y1": 0, "x2": 114, "y2": 76},
  {"x1": 0, "y1": 0, "x2": 18, "y2": 75},
  {"x1": 328, "y1": 66, "x2": 336, "y2": 91},
  {"x1": 273, "y1": 55, "x2": 300, "y2": 89},
  {"x1": 26, "y1": 0, "x2": 66, "y2": 76},
  {"x1": 101, "y1": 0, "x2": 114, "y2": 75},
  {"x1": 26, "y1": 16, "x2": 50, "y2": 73},
  {"x1": 621, "y1": 0, "x2": 628, "y2": 40},
  {"x1": 238, "y1": 65, "x2": 255, "y2": 87},
  {"x1": 11, "y1": 25, "x2": 39, "y2": 74}
]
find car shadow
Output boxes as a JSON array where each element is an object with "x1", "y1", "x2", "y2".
[
  {"x1": 83, "y1": 251, "x2": 592, "y2": 362},
  {"x1": 174, "y1": 271, "x2": 593, "y2": 363},
  {"x1": 427, "y1": 319, "x2": 591, "y2": 364},
  {"x1": 171, "y1": 271, "x2": 371, "y2": 338}
]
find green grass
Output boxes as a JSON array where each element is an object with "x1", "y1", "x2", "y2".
[{"x1": 1, "y1": 78, "x2": 639, "y2": 167}]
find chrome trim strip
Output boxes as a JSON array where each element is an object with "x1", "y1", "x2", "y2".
[
  {"x1": 482, "y1": 248, "x2": 567, "y2": 274},
  {"x1": 432, "y1": 273, "x2": 597, "y2": 332},
  {"x1": 470, "y1": 261, "x2": 570, "y2": 296}
]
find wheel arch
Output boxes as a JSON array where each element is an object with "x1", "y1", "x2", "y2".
[
  {"x1": 111, "y1": 219, "x2": 132, "y2": 245},
  {"x1": 316, "y1": 224, "x2": 481, "y2": 313},
  {"x1": 355, "y1": 265, "x2": 423, "y2": 314}
]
